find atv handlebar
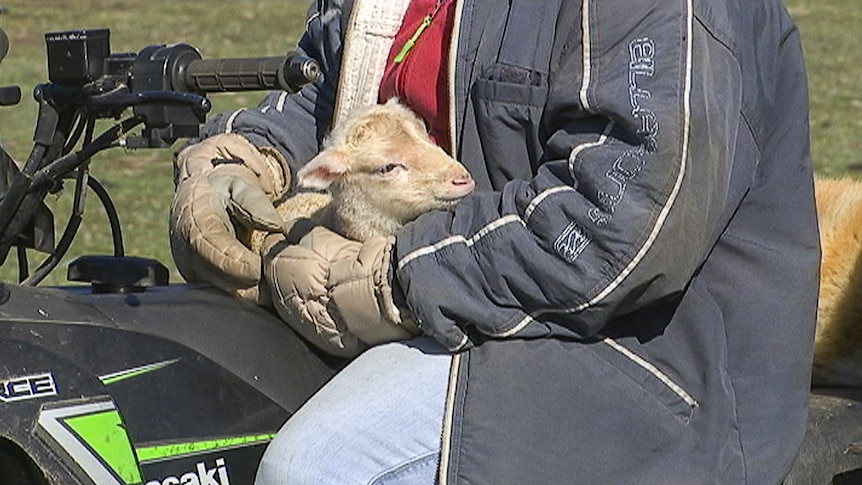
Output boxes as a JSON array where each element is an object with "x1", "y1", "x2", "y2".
[
  {"x1": 184, "y1": 53, "x2": 321, "y2": 94},
  {"x1": 45, "y1": 29, "x2": 320, "y2": 94},
  {"x1": 42, "y1": 29, "x2": 321, "y2": 147},
  {"x1": 0, "y1": 27, "x2": 321, "y2": 285}
]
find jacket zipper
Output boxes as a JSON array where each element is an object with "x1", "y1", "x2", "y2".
[
  {"x1": 437, "y1": 351, "x2": 462, "y2": 484},
  {"x1": 438, "y1": 2, "x2": 465, "y2": 482},
  {"x1": 445, "y1": 0, "x2": 464, "y2": 156}
]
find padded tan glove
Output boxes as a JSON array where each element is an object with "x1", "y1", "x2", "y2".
[
  {"x1": 263, "y1": 220, "x2": 419, "y2": 357},
  {"x1": 170, "y1": 133, "x2": 290, "y2": 303}
]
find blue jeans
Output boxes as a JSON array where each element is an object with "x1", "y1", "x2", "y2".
[{"x1": 255, "y1": 338, "x2": 451, "y2": 485}]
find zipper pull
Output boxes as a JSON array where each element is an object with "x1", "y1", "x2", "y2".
[{"x1": 393, "y1": 15, "x2": 434, "y2": 64}]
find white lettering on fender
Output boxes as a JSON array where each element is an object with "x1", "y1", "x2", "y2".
[
  {"x1": 0, "y1": 372, "x2": 58, "y2": 402},
  {"x1": 144, "y1": 458, "x2": 230, "y2": 485}
]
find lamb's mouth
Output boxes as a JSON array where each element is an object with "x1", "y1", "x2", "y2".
[
  {"x1": 439, "y1": 179, "x2": 475, "y2": 202},
  {"x1": 434, "y1": 194, "x2": 470, "y2": 208}
]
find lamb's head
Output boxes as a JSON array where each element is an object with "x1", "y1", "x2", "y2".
[{"x1": 296, "y1": 99, "x2": 475, "y2": 240}]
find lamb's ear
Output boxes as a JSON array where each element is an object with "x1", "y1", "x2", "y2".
[{"x1": 296, "y1": 149, "x2": 351, "y2": 190}]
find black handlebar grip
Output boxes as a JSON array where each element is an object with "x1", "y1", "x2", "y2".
[{"x1": 183, "y1": 51, "x2": 321, "y2": 94}]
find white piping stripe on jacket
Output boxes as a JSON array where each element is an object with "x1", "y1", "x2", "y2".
[
  {"x1": 451, "y1": 333, "x2": 470, "y2": 351},
  {"x1": 276, "y1": 91, "x2": 288, "y2": 112},
  {"x1": 447, "y1": 0, "x2": 466, "y2": 156},
  {"x1": 260, "y1": 92, "x2": 289, "y2": 115},
  {"x1": 491, "y1": 314, "x2": 533, "y2": 338},
  {"x1": 568, "y1": 121, "x2": 615, "y2": 180},
  {"x1": 305, "y1": 11, "x2": 320, "y2": 32},
  {"x1": 489, "y1": 328, "x2": 701, "y2": 411},
  {"x1": 438, "y1": 351, "x2": 463, "y2": 484},
  {"x1": 602, "y1": 337, "x2": 699, "y2": 408},
  {"x1": 223, "y1": 108, "x2": 246, "y2": 133},
  {"x1": 397, "y1": 215, "x2": 524, "y2": 271},
  {"x1": 523, "y1": 186, "x2": 575, "y2": 223},
  {"x1": 579, "y1": 0, "x2": 593, "y2": 112}
]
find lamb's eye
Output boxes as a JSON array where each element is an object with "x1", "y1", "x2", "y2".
[{"x1": 378, "y1": 163, "x2": 400, "y2": 174}]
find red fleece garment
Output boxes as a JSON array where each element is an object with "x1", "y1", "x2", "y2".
[{"x1": 379, "y1": 0, "x2": 456, "y2": 152}]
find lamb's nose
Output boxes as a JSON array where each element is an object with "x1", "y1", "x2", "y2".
[
  {"x1": 452, "y1": 168, "x2": 473, "y2": 184},
  {"x1": 452, "y1": 175, "x2": 475, "y2": 193}
]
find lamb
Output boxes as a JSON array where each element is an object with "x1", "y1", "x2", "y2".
[
  {"x1": 237, "y1": 99, "x2": 473, "y2": 309},
  {"x1": 243, "y1": 98, "x2": 475, "y2": 255},
  {"x1": 811, "y1": 176, "x2": 862, "y2": 386},
  {"x1": 279, "y1": 98, "x2": 474, "y2": 241},
  {"x1": 241, "y1": 99, "x2": 474, "y2": 353}
]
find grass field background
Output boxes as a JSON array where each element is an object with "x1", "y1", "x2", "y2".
[
  {"x1": 0, "y1": 0, "x2": 859, "y2": 286},
  {"x1": 0, "y1": 0, "x2": 310, "y2": 285}
]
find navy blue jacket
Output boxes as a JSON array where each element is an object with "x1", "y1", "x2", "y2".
[{"x1": 204, "y1": 0, "x2": 819, "y2": 482}]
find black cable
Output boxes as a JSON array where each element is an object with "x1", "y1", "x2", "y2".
[
  {"x1": 16, "y1": 244, "x2": 27, "y2": 282},
  {"x1": 21, "y1": 116, "x2": 137, "y2": 285},
  {"x1": 22, "y1": 167, "x2": 88, "y2": 286},
  {"x1": 61, "y1": 111, "x2": 85, "y2": 155},
  {"x1": 87, "y1": 175, "x2": 124, "y2": 257},
  {"x1": 32, "y1": 116, "x2": 143, "y2": 187},
  {"x1": 22, "y1": 211, "x2": 81, "y2": 286}
]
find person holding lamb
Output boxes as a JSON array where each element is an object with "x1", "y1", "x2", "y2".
[
  {"x1": 251, "y1": 98, "x2": 474, "y2": 355},
  {"x1": 169, "y1": 0, "x2": 819, "y2": 483}
]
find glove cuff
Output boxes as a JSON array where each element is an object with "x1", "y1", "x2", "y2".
[
  {"x1": 246, "y1": 144, "x2": 291, "y2": 197},
  {"x1": 174, "y1": 133, "x2": 291, "y2": 197},
  {"x1": 376, "y1": 239, "x2": 418, "y2": 332},
  {"x1": 264, "y1": 228, "x2": 419, "y2": 358},
  {"x1": 328, "y1": 236, "x2": 419, "y2": 344}
]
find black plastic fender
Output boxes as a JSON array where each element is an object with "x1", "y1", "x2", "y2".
[{"x1": 0, "y1": 282, "x2": 343, "y2": 484}]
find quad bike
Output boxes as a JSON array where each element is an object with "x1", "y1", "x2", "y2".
[
  {"x1": 1, "y1": 20, "x2": 862, "y2": 485},
  {"x1": 0, "y1": 26, "x2": 342, "y2": 485}
]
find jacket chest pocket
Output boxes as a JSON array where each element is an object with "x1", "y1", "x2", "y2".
[
  {"x1": 464, "y1": 0, "x2": 560, "y2": 185},
  {"x1": 471, "y1": 67, "x2": 549, "y2": 184}
]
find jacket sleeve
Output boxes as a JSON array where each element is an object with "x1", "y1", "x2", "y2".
[
  {"x1": 394, "y1": 0, "x2": 746, "y2": 350},
  {"x1": 199, "y1": 0, "x2": 353, "y2": 175}
]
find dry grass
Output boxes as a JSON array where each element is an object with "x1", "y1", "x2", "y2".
[
  {"x1": 786, "y1": 0, "x2": 862, "y2": 176},
  {"x1": 0, "y1": 0, "x2": 308, "y2": 285}
]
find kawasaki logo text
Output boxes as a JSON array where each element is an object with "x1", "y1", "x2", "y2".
[{"x1": 145, "y1": 457, "x2": 230, "y2": 485}]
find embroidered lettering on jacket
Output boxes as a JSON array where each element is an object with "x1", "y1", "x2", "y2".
[
  {"x1": 629, "y1": 37, "x2": 659, "y2": 148},
  {"x1": 588, "y1": 37, "x2": 659, "y2": 227},
  {"x1": 555, "y1": 221, "x2": 593, "y2": 263}
]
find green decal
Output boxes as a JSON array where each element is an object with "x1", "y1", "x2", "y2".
[
  {"x1": 136, "y1": 434, "x2": 276, "y2": 463},
  {"x1": 99, "y1": 359, "x2": 180, "y2": 386},
  {"x1": 63, "y1": 410, "x2": 142, "y2": 484}
]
